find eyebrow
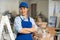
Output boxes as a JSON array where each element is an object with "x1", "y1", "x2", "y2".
[{"x1": 20, "y1": 6, "x2": 26, "y2": 8}]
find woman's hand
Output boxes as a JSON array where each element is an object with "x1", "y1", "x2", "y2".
[
  {"x1": 26, "y1": 25, "x2": 36, "y2": 32},
  {"x1": 19, "y1": 25, "x2": 36, "y2": 34},
  {"x1": 19, "y1": 28, "x2": 31, "y2": 34}
]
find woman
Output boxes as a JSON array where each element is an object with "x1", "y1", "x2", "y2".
[{"x1": 14, "y1": 2, "x2": 38, "y2": 40}]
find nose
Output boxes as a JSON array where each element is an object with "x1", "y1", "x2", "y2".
[{"x1": 21, "y1": 8, "x2": 25, "y2": 12}]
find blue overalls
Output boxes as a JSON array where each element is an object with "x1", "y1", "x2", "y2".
[{"x1": 16, "y1": 17, "x2": 32, "y2": 40}]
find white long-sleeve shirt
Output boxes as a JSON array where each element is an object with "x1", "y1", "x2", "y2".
[{"x1": 14, "y1": 15, "x2": 38, "y2": 33}]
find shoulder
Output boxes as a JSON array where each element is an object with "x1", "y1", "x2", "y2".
[
  {"x1": 29, "y1": 17, "x2": 35, "y2": 22},
  {"x1": 29, "y1": 17, "x2": 34, "y2": 20},
  {"x1": 15, "y1": 16, "x2": 20, "y2": 20},
  {"x1": 14, "y1": 16, "x2": 21, "y2": 21}
]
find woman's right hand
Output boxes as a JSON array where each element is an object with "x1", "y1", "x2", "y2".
[{"x1": 19, "y1": 28, "x2": 31, "y2": 34}]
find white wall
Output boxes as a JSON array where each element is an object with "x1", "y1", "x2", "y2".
[
  {"x1": 55, "y1": 1, "x2": 60, "y2": 28},
  {"x1": 29, "y1": 0, "x2": 48, "y2": 18},
  {"x1": 37, "y1": 1, "x2": 48, "y2": 18},
  {"x1": 0, "y1": 0, "x2": 19, "y2": 16},
  {"x1": 48, "y1": 0, "x2": 55, "y2": 19},
  {"x1": 0, "y1": 0, "x2": 48, "y2": 18},
  {"x1": 55, "y1": 1, "x2": 60, "y2": 17},
  {"x1": 19, "y1": 0, "x2": 48, "y2": 18},
  {"x1": 48, "y1": 0, "x2": 60, "y2": 28}
]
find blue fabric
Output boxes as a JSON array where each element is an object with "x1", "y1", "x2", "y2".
[
  {"x1": 16, "y1": 17, "x2": 32, "y2": 40},
  {"x1": 19, "y1": 2, "x2": 28, "y2": 8},
  {"x1": 14, "y1": 15, "x2": 38, "y2": 33}
]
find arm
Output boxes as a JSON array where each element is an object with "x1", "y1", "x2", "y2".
[
  {"x1": 25, "y1": 25, "x2": 36, "y2": 32},
  {"x1": 20, "y1": 17, "x2": 37, "y2": 33},
  {"x1": 24, "y1": 17, "x2": 38, "y2": 33},
  {"x1": 14, "y1": 17, "x2": 31, "y2": 34},
  {"x1": 19, "y1": 28, "x2": 31, "y2": 34},
  {"x1": 19, "y1": 25, "x2": 36, "y2": 33}
]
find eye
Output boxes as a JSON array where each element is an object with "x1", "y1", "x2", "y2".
[
  {"x1": 23, "y1": 7, "x2": 25, "y2": 9},
  {"x1": 20, "y1": 7, "x2": 26, "y2": 10},
  {"x1": 20, "y1": 8, "x2": 22, "y2": 10}
]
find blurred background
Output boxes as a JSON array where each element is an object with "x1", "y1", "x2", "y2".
[{"x1": 0, "y1": 0, "x2": 60, "y2": 40}]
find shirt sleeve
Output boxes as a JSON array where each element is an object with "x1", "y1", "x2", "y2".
[
  {"x1": 14, "y1": 16, "x2": 22, "y2": 33},
  {"x1": 30, "y1": 17, "x2": 38, "y2": 31}
]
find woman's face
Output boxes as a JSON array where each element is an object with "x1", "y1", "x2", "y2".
[{"x1": 19, "y1": 7, "x2": 28, "y2": 16}]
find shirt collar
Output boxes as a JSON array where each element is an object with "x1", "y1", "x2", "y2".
[{"x1": 20, "y1": 15, "x2": 28, "y2": 20}]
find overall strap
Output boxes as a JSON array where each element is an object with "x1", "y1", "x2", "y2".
[
  {"x1": 19, "y1": 16, "x2": 30, "y2": 21},
  {"x1": 19, "y1": 16, "x2": 23, "y2": 21},
  {"x1": 28, "y1": 17, "x2": 30, "y2": 21}
]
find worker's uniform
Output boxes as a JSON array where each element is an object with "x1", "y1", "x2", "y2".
[{"x1": 14, "y1": 15, "x2": 38, "y2": 40}]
